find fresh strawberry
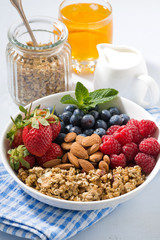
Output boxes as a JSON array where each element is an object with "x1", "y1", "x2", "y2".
[
  {"x1": 37, "y1": 143, "x2": 63, "y2": 167},
  {"x1": 22, "y1": 116, "x2": 52, "y2": 157},
  {"x1": 8, "y1": 145, "x2": 35, "y2": 171},
  {"x1": 47, "y1": 115, "x2": 61, "y2": 141},
  {"x1": 139, "y1": 137, "x2": 160, "y2": 156},
  {"x1": 6, "y1": 114, "x2": 24, "y2": 148},
  {"x1": 138, "y1": 120, "x2": 157, "y2": 137},
  {"x1": 135, "y1": 152, "x2": 156, "y2": 174},
  {"x1": 34, "y1": 108, "x2": 61, "y2": 141}
]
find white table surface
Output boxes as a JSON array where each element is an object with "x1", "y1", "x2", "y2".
[{"x1": 1, "y1": 0, "x2": 160, "y2": 239}]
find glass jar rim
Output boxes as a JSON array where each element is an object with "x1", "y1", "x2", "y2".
[
  {"x1": 59, "y1": 0, "x2": 112, "y2": 25},
  {"x1": 8, "y1": 16, "x2": 68, "y2": 51}
]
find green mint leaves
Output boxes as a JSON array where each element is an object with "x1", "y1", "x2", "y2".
[{"x1": 60, "y1": 82, "x2": 119, "y2": 112}]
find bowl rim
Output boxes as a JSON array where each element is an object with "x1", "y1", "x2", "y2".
[{"x1": 1, "y1": 92, "x2": 160, "y2": 209}]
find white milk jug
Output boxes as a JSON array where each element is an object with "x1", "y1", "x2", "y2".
[{"x1": 93, "y1": 44, "x2": 159, "y2": 108}]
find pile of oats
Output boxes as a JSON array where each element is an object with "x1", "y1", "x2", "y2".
[{"x1": 18, "y1": 166, "x2": 145, "y2": 202}]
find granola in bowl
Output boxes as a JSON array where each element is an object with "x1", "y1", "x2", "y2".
[{"x1": 18, "y1": 166, "x2": 145, "y2": 202}]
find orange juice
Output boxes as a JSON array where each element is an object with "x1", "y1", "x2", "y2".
[{"x1": 59, "y1": 2, "x2": 113, "y2": 66}]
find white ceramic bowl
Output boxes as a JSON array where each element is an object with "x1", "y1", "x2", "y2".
[{"x1": 1, "y1": 92, "x2": 160, "y2": 210}]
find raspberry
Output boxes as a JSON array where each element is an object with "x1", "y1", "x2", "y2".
[
  {"x1": 135, "y1": 152, "x2": 156, "y2": 174},
  {"x1": 101, "y1": 135, "x2": 112, "y2": 143},
  {"x1": 100, "y1": 136, "x2": 121, "y2": 155},
  {"x1": 139, "y1": 137, "x2": 160, "y2": 156},
  {"x1": 127, "y1": 124, "x2": 143, "y2": 144},
  {"x1": 113, "y1": 125, "x2": 133, "y2": 146},
  {"x1": 106, "y1": 125, "x2": 120, "y2": 135},
  {"x1": 110, "y1": 153, "x2": 126, "y2": 168},
  {"x1": 127, "y1": 119, "x2": 140, "y2": 128},
  {"x1": 139, "y1": 120, "x2": 157, "y2": 137},
  {"x1": 122, "y1": 143, "x2": 139, "y2": 162}
]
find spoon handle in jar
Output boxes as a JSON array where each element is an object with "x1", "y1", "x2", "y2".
[{"x1": 10, "y1": 0, "x2": 38, "y2": 46}]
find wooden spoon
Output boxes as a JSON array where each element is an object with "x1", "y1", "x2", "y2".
[{"x1": 10, "y1": 0, "x2": 38, "y2": 46}]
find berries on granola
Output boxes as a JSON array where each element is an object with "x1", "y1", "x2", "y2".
[{"x1": 110, "y1": 153, "x2": 126, "y2": 168}]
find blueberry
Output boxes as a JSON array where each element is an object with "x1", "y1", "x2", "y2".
[
  {"x1": 70, "y1": 126, "x2": 82, "y2": 135},
  {"x1": 89, "y1": 110, "x2": 100, "y2": 120},
  {"x1": 83, "y1": 129, "x2": 94, "y2": 136},
  {"x1": 60, "y1": 121, "x2": 66, "y2": 133},
  {"x1": 94, "y1": 128, "x2": 106, "y2": 137},
  {"x1": 81, "y1": 114, "x2": 95, "y2": 129},
  {"x1": 108, "y1": 107, "x2": 120, "y2": 116},
  {"x1": 91, "y1": 105, "x2": 99, "y2": 111},
  {"x1": 58, "y1": 114, "x2": 63, "y2": 120},
  {"x1": 120, "y1": 114, "x2": 130, "y2": 125},
  {"x1": 64, "y1": 105, "x2": 77, "y2": 113},
  {"x1": 70, "y1": 114, "x2": 82, "y2": 126},
  {"x1": 100, "y1": 109, "x2": 111, "y2": 122},
  {"x1": 55, "y1": 133, "x2": 66, "y2": 144},
  {"x1": 65, "y1": 124, "x2": 73, "y2": 133},
  {"x1": 95, "y1": 119, "x2": 107, "y2": 130},
  {"x1": 61, "y1": 111, "x2": 72, "y2": 125},
  {"x1": 108, "y1": 115, "x2": 122, "y2": 126},
  {"x1": 73, "y1": 109, "x2": 84, "y2": 117}
]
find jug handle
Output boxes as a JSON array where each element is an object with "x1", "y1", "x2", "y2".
[{"x1": 137, "y1": 74, "x2": 159, "y2": 108}]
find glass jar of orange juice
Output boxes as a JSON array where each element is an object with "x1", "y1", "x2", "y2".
[{"x1": 59, "y1": 0, "x2": 113, "y2": 73}]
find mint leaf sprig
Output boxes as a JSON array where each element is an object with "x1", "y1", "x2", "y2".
[{"x1": 60, "y1": 82, "x2": 119, "y2": 112}]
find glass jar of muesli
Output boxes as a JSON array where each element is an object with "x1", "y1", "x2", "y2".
[{"x1": 6, "y1": 16, "x2": 72, "y2": 105}]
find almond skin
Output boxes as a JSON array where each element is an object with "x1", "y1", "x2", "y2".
[
  {"x1": 61, "y1": 142, "x2": 73, "y2": 151},
  {"x1": 78, "y1": 159, "x2": 94, "y2": 173},
  {"x1": 68, "y1": 152, "x2": 80, "y2": 168},
  {"x1": 82, "y1": 134, "x2": 102, "y2": 147},
  {"x1": 103, "y1": 155, "x2": 110, "y2": 165},
  {"x1": 87, "y1": 144, "x2": 100, "y2": 155},
  {"x1": 64, "y1": 132, "x2": 77, "y2": 143},
  {"x1": 62, "y1": 153, "x2": 69, "y2": 163},
  {"x1": 99, "y1": 161, "x2": 109, "y2": 173},
  {"x1": 53, "y1": 163, "x2": 74, "y2": 169},
  {"x1": 76, "y1": 135, "x2": 85, "y2": 145},
  {"x1": 70, "y1": 142, "x2": 88, "y2": 159},
  {"x1": 43, "y1": 159, "x2": 61, "y2": 168},
  {"x1": 89, "y1": 152, "x2": 103, "y2": 162}
]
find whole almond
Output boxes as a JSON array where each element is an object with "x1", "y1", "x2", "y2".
[
  {"x1": 87, "y1": 144, "x2": 100, "y2": 155},
  {"x1": 62, "y1": 153, "x2": 68, "y2": 163},
  {"x1": 99, "y1": 161, "x2": 109, "y2": 173},
  {"x1": 43, "y1": 159, "x2": 61, "y2": 168},
  {"x1": 53, "y1": 163, "x2": 74, "y2": 169},
  {"x1": 78, "y1": 159, "x2": 94, "y2": 173},
  {"x1": 103, "y1": 155, "x2": 110, "y2": 165},
  {"x1": 82, "y1": 134, "x2": 102, "y2": 147},
  {"x1": 68, "y1": 152, "x2": 80, "y2": 168},
  {"x1": 89, "y1": 151, "x2": 103, "y2": 162},
  {"x1": 76, "y1": 135, "x2": 85, "y2": 145},
  {"x1": 61, "y1": 142, "x2": 72, "y2": 151},
  {"x1": 64, "y1": 132, "x2": 77, "y2": 143},
  {"x1": 70, "y1": 142, "x2": 88, "y2": 159}
]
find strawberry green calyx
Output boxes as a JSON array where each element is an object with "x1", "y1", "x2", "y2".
[
  {"x1": 24, "y1": 110, "x2": 50, "y2": 129},
  {"x1": 6, "y1": 114, "x2": 24, "y2": 145},
  {"x1": 8, "y1": 145, "x2": 30, "y2": 171}
]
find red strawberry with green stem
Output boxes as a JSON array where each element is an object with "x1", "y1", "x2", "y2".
[
  {"x1": 6, "y1": 114, "x2": 24, "y2": 148},
  {"x1": 22, "y1": 112, "x2": 52, "y2": 157},
  {"x1": 37, "y1": 143, "x2": 63, "y2": 167},
  {"x1": 35, "y1": 107, "x2": 61, "y2": 141},
  {"x1": 8, "y1": 145, "x2": 35, "y2": 171}
]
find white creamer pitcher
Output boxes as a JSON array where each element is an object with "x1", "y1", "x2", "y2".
[{"x1": 93, "y1": 44, "x2": 160, "y2": 108}]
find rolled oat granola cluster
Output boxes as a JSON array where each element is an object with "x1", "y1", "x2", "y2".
[{"x1": 18, "y1": 165, "x2": 145, "y2": 202}]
